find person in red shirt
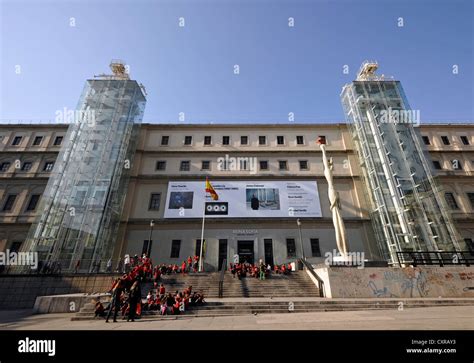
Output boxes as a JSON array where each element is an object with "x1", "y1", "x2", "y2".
[
  {"x1": 159, "y1": 283, "x2": 166, "y2": 297},
  {"x1": 287, "y1": 263, "x2": 292, "y2": 273},
  {"x1": 187, "y1": 256, "x2": 192, "y2": 269},
  {"x1": 181, "y1": 261, "x2": 187, "y2": 274},
  {"x1": 281, "y1": 264, "x2": 286, "y2": 274}
]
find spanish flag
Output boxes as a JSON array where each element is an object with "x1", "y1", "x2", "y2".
[{"x1": 205, "y1": 177, "x2": 219, "y2": 200}]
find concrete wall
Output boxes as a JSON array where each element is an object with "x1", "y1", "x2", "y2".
[
  {"x1": 314, "y1": 266, "x2": 474, "y2": 298},
  {"x1": 34, "y1": 293, "x2": 110, "y2": 314},
  {"x1": 0, "y1": 274, "x2": 119, "y2": 309}
]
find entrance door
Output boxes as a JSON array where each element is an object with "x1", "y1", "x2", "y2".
[
  {"x1": 218, "y1": 239, "x2": 228, "y2": 270},
  {"x1": 237, "y1": 240, "x2": 254, "y2": 264},
  {"x1": 264, "y1": 239, "x2": 274, "y2": 266}
]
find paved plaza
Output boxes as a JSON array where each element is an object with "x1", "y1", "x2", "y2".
[{"x1": 0, "y1": 306, "x2": 472, "y2": 330}]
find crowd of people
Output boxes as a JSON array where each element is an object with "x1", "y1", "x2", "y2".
[
  {"x1": 93, "y1": 253, "x2": 205, "y2": 322},
  {"x1": 230, "y1": 260, "x2": 293, "y2": 280},
  {"x1": 142, "y1": 284, "x2": 205, "y2": 315}
]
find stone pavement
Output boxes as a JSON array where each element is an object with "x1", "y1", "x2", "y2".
[{"x1": 0, "y1": 305, "x2": 472, "y2": 330}]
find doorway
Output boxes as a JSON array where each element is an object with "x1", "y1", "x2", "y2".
[
  {"x1": 237, "y1": 240, "x2": 254, "y2": 264},
  {"x1": 218, "y1": 239, "x2": 228, "y2": 270},
  {"x1": 264, "y1": 239, "x2": 274, "y2": 266}
]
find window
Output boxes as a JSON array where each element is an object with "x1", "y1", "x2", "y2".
[
  {"x1": 21, "y1": 162, "x2": 32, "y2": 171},
  {"x1": 465, "y1": 238, "x2": 474, "y2": 252},
  {"x1": 259, "y1": 136, "x2": 266, "y2": 145},
  {"x1": 184, "y1": 136, "x2": 192, "y2": 145},
  {"x1": 11, "y1": 136, "x2": 22, "y2": 146},
  {"x1": 310, "y1": 238, "x2": 321, "y2": 257},
  {"x1": 460, "y1": 136, "x2": 470, "y2": 145},
  {"x1": 296, "y1": 136, "x2": 304, "y2": 145},
  {"x1": 201, "y1": 160, "x2": 211, "y2": 170},
  {"x1": 142, "y1": 240, "x2": 152, "y2": 256},
  {"x1": 432, "y1": 160, "x2": 442, "y2": 170},
  {"x1": 441, "y1": 136, "x2": 450, "y2": 145},
  {"x1": 286, "y1": 238, "x2": 296, "y2": 257},
  {"x1": 279, "y1": 160, "x2": 288, "y2": 170},
  {"x1": 195, "y1": 239, "x2": 204, "y2": 257},
  {"x1": 259, "y1": 160, "x2": 268, "y2": 170},
  {"x1": 32, "y1": 136, "x2": 43, "y2": 146},
  {"x1": 0, "y1": 162, "x2": 11, "y2": 172},
  {"x1": 299, "y1": 160, "x2": 309, "y2": 170},
  {"x1": 204, "y1": 136, "x2": 212, "y2": 145},
  {"x1": 277, "y1": 136, "x2": 285, "y2": 145},
  {"x1": 170, "y1": 240, "x2": 181, "y2": 258},
  {"x1": 43, "y1": 162, "x2": 54, "y2": 171},
  {"x1": 467, "y1": 193, "x2": 474, "y2": 210},
  {"x1": 222, "y1": 136, "x2": 230, "y2": 145},
  {"x1": 240, "y1": 136, "x2": 248, "y2": 145},
  {"x1": 148, "y1": 193, "x2": 161, "y2": 210},
  {"x1": 53, "y1": 136, "x2": 63, "y2": 146},
  {"x1": 421, "y1": 136, "x2": 430, "y2": 145},
  {"x1": 451, "y1": 159, "x2": 462, "y2": 170},
  {"x1": 26, "y1": 194, "x2": 40, "y2": 211},
  {"x1": 2, "y1": 194, "x2": 17, "y2": 211},
  {"x1": 156, "y1": 161, "x2": 166, "y2": 170},
  {"x1": 180, "y1": 161, "x2": 190, "y2": 171},
  {"x1": 444, "y1": 192, "x2": 459, "y2": 210},
  {"x1": 161, "y1": 136, "x2": 169, "y2": 145},
  {"x1": 460, "y1": 136, "x2": 469, "y2": 145}
]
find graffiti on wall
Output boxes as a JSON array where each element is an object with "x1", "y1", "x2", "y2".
[{"x1": 325, "y1": 266, "x2": 474, "y2": 298}]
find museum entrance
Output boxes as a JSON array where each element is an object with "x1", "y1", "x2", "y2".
[{"x1": 237, "y1": 240, "x2": 254, "y2": 264}]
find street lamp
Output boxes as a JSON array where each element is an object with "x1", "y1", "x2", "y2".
[
  {"x1": 148, "y1": 219, "x2": 155, "y2": 257},
  {"x1": 297, "y1": 218, "x2": 305, "y2": 260}
]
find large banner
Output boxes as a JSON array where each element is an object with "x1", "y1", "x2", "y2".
[{"x1": 163, "y1": 181, "x2": 322, "y2": 218}]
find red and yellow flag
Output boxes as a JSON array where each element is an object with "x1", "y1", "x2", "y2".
[{"x1": 205, "y1": 177, "x2": 219, "y2": 200}]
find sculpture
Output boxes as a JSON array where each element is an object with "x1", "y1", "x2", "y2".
[{"x1": 317, "y1": 136, "x2": 349, "y2": 257}]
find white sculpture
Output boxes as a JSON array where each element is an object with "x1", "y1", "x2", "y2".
[{"x1": 318, "y1": 136, "x2": 349, "y2": 257}]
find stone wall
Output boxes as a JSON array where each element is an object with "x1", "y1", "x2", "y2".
[
  {"x1": 313, "y1": 265, "x2": 474, "y2": 298},
  {"x1": 0, "y1": 274, "x2": 119, "y2": 309}
]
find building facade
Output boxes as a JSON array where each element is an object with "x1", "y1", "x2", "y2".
[{"x1": 0, "y1": 122, "x2": 473, "y2": 271}]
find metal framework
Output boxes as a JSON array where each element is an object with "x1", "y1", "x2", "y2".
[
  {"x1": 341, "y1": 61, "x2": 463, "y2": 265},
  {"x1": 19, "y1": 63, "x2": 146, "y2": 273}
]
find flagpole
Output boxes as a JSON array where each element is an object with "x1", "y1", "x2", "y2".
[{"x1": 199, "y1": 189, "x2": 206, "y2": 272}]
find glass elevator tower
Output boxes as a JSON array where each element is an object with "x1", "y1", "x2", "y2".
[
  {"x1": 21, "y1": 61, "x2": 146, "y2": 272},
  {"x1": 341, "y1": 61, "x2": 463, "y2": 265}
]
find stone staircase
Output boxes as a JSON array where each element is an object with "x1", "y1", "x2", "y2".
[
  {"x1": 221, "y1": 271, "x2": 320, "y2": 297},
  {"x1": 72, "y1": 297, "x2": 474, "y2": 320}
]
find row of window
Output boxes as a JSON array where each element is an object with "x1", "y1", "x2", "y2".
[
  {"x1": 422, "y1": 135, "x2": 470, "y2": 146},
  {"x1": 1, "y1": 194, "x2": 40, "y2": 212},
  {"x1": 156, "y1": 159, "x2": 310, "y2": 172},
  {"x1": 161, "y1": 134, "x2": 311, "y2": 147},
  {"x1": 3, "y1": 135, "x2": 63, "y2": 147},
  {"x1": 444, "y1": 192, "x2": 474, "y2": 211},
  {"x1": 432, "y1": 159, "x2": 470, "y2": 171},
  {"x1": 0, "y1": 161, "x2": 54, "y2": 173},
  {"x1": 153, "y1": 238, "x2": 322, "y2": 259}
]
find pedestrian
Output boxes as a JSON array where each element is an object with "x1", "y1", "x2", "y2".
[
  {"x1": 127, "y1": 280, "x2": 141, "y2": 322},
  {"x1": 106, "y1": 258, "x2": 112, "y2": 273},
  {"x1": 74, "y1": 259, "x2": 81, "y2": 274},
  {"x1": 106, "y1": 279, "x2": 124, "y2": 323}
]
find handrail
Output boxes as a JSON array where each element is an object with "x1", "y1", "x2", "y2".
[
  {"x1": 218, "y1": 259, "x2": 226, "y2": 298},
  {"x1": 299, "y1": 258, "x2": 325, "y2": 298},
  {"x1": 396, "y1": 251, "x2": 474, "y2": 267}
]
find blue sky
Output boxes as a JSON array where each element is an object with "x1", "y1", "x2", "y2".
[{"x1": 0, "y1": 0, "x2": 472, "y2": 124}]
